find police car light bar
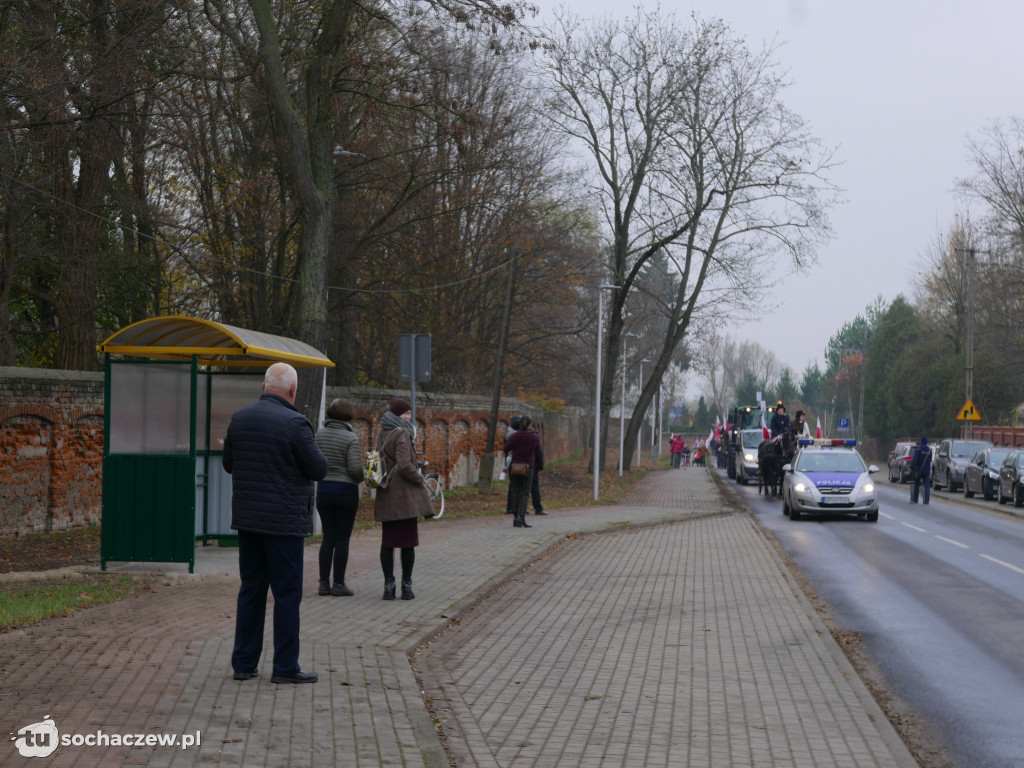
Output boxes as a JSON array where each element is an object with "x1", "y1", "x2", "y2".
[{"x1": 798, "y1": 438, "x2": 857, "y2": 447}]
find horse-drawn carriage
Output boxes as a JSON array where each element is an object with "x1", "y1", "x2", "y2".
[{"x1": 757, "y1": 432, "x2": 798, "y2": 497}]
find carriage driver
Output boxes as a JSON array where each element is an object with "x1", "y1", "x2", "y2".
[{"x1": 769, "y1": 402, "x2": 790, "y2": 438}]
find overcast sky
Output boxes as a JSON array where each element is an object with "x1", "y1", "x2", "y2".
[{"x1": 541, "y1": 0, "x2": 1023, "y2": 386}]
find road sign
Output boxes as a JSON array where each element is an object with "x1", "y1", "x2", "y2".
[
  {"x1": 957, "y1": 399, "x2": 981, "y2": 421},
  {"x1": 838, "y1": 417, "x2": 850, "y2": 430},
  {"x1": 399, "y1": 334, "x2": 431, "y2": 383}
]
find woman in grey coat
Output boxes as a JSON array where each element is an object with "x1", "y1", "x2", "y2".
[
  {"x1": 373, "y1": 398, "x2": 432, "y2": 600},
  {"x1": 314, "y1": 398, "x2": 364, "y2": 596}
]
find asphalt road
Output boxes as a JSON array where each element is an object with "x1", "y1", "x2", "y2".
[{"x1": 731, "y1": 468, "x2": 1024, "y2": 768}]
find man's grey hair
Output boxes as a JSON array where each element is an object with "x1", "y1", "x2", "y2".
[{"x1": 264, "y1": 362, "x2": 298, "y2": 392}]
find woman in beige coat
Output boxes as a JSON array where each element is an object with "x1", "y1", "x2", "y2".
[{"x1": 373, "y1": 398, "x2": 432, "y2": 600}]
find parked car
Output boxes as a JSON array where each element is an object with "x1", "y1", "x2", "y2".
[
  {"x1": 887, "y1": 440, "x2": 916, "y2": 472},
  {"x1": 887, "y1": 444, "x2": 916, "y2": 483},
  {"x1": 963, "y1": 447, "x2": 1013, "y2": 500},
  {"x1": 932, "y1": 438, "x2": 994, "y2": 492},
  {"x1": 997, "y1": 451, "x2": 1024, "y2": 506}
]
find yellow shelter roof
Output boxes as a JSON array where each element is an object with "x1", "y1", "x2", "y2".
[{"x1": 97, "y1": 316, "x2": 334, "y2": 368}]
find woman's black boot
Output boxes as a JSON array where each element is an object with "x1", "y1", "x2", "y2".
[
  {"x1": 518, "y1": 513, "x2": 532, "y2": 528},
  {"x1": 383, "y1": 577, "x2": 396, "y2": 600},
  {"x1": 401, "y1": 580, "x2": 415, "y2": 600}
]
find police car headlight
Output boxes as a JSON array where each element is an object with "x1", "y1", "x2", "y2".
[
  {"x1": 743, "y1": 452, "x2": 755, "y2": 462},
  {"x1": 793, "y1": 481, "x2": 808, "y2": 493},
  {"x1": 862, "y1": 482, "x2": 875, "y2": 493}
]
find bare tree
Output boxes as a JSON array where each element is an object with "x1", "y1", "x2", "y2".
[
  {"x1": 958, "y1": 118, "x2": 1024, "y2": 251},
  {"x1": 913, "y1": 217, "x2": 979, "y2": 356},
  {"x1": 231, "y1": 0, "x2": 533, "y2": 417},
  {"x1": 542, "y1": 8, "x2": 837, "y2": 469},
  {"x1": 695, "y1": 335, "x2": 780, "y2": 416},
  {"x1": 0, "y1": 0, "x2": 182, "y2": 369}
]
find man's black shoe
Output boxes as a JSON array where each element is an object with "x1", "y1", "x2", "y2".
[
  {"x1": 233, "y1": 670, "x2": 259, "y2": 681},
  {"x1": 271, "y1": 670, "x2": 318, "y2": 684}
]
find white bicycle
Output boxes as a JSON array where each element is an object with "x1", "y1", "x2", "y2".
[{"x1": 418, "y1": 460, "x2": 445, "y2": 519}]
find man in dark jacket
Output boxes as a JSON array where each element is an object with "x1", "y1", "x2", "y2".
[
  {"x1": 223, "y1": 362, "x2": 327, "y2": 684},
  {"x1": 770, "y1": 402, "x2": 790, "y2": 438},
  {"x1": 529, "y1": 420, "x2": 546, "y2": 515},
  {"x1": 910, "y1": 436, "x2": 932, "y2": 505}
]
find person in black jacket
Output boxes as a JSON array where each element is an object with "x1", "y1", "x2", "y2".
[
  {"x1": 223, "y1": 362, "x2": 327, "y2": 684},
  {"x1": 770, "y1": 403, "x2": 790, "y2": 438},
  {"x1": 910, "y1": 436, "x2": 932, "y2": 505}
]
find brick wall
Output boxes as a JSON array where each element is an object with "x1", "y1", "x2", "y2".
[
  {"x1": 0, "y1": 369, "x2": 583, "y2": 537},
  {"x1": 333, "y1": 387, "x2": 581, "y2": 486},
  {"x1": 0, "y1": 367, "x2": 105, "y2": 535}
]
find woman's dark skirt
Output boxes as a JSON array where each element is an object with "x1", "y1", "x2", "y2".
[{"x1": 381, "y1": 517, "x2": 419, "y2": 548}]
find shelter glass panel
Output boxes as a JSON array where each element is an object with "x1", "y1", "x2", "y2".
[
  {"x1": 196, "y1": 373, "x2": 209, "y2": 451},
  {"x1": 209, "y1": 374, "x2": 265, "y2": 451},
  {"x1": 109, "y1": 362, "x2": 192, "y2": 454}
]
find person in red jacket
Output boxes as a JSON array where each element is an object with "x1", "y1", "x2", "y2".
[{"x1": 671, "y1": 434, "x2": 688, "y2": 468}]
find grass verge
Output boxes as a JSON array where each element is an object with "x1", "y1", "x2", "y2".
[{"x1": 0, "y1": 574, "x2": 143, "y2": 632}]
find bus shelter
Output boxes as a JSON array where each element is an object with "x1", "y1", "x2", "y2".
[{"x1": 97, "y1": 316, "x2": 334, "y2": 572}]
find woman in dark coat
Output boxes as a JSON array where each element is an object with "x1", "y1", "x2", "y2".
[
  {"x1": 373, "y1": 398, "x2": 433, "y2": 600},
  {"x1": 504, "y1": 414, "x2": 542, "y2": 528}
]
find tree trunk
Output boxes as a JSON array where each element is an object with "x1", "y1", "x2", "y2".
[
  {"x1": 479, "y1": 255, "x2": 516, "y2": 489},
  {"x1": 248, "y1": 0, "x2": 352, "y2": 421}
]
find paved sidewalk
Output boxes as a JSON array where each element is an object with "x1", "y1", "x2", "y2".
[{"x1": 1, "y1": 466, "x2": 917, "y2": 767}]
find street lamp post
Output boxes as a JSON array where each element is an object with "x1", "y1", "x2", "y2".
[
  {"x1": 620, "y1": 332, "x2": 638, "y2": 476},
  {"x1": 657, "y1": 385, "x2": 663, "y2": 458},
  {"x1": 651, "y1": 385, "x2": 657, "y2": 459},
  {"x1": 594, "y1": 284, "x2": 620, "y2": 500}
]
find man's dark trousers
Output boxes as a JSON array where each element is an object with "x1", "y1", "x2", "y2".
[{"x1": 232, "y1": 530, "x2": 305, "y2": 677}]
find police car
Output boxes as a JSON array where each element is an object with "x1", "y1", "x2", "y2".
[{"x1": 782, "y1": 439, "x2": 880, "y2": 522}]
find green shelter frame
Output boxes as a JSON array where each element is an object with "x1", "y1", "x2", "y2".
[{"x1": 97, "y1": 316, "x2": 334, "y2": 572}]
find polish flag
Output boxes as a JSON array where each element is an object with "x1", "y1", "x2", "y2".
[
  {"x1": 815, "y1": 418, "x2": 823, "y2": 439},
  {"x1": 761, "y1": 411, "x2": 770, "y2": 441}
]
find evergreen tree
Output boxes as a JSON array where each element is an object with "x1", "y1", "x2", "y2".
[
  {"x1": 693, "y1": 396, "x2": 712, "y2": 431},
  {"x1": 800, "y1": 362, "x2": 826, "y2": 413},
  {"x1": 776, "y1": 367, "x2": 799, "y2": 403}
]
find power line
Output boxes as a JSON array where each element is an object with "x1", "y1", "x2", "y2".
[{"x1": 0, "y1": 168, "x2": 516, "y2": 295}]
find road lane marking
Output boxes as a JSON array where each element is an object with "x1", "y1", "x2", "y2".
[
  {"x1": 880, "y1": 511, "x2": 897, "y2": 520},
  {"x1": 901, "y1": 522, "x2": 928, "y2": 533},
  {"x1": 934, "y1": 536, "x2": 969, "y2": 549},
  {"x1": 979, "y1": 554, "x2": 1024, "y2": 575}
]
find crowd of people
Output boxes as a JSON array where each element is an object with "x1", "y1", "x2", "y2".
[
  {"x1": 223, "y1": 362, "x2": 544, "y2": 684},
  {"x1": 668, "y1": 434, "x2": 710, "y2": 468}
]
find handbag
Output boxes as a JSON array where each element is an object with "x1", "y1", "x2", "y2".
[{"x1": 509, "y1": 461, "x2": 528, "y2": 476}]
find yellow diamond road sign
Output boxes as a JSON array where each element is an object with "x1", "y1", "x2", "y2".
[{"x1": 958, "y1": 399, "x2": 981, "y2": 421}]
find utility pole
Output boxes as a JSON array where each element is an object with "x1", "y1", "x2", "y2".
[
  {"x1": 956, "y1": 247, "x2": 980, "y2": 439},
  {"x1": 858, "y1": 322, "x2": 866, "y2": 444}
]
